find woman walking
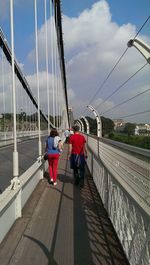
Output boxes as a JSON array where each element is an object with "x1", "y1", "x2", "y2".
[{"x1": 45, "y1": 128, "x2": 62, "y2": 185}]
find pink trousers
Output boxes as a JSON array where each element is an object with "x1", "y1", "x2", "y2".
[{"x1": 48, "y1": 154, "x2": 59, "y2": 182}]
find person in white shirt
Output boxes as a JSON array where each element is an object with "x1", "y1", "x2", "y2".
[{"x1": 64, "y1": 129, "x2": 70, "y2": 143}]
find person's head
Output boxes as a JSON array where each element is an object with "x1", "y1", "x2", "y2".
[
  {"x1": 50, "y1": 128, "x2": 59, "y2": 137},
  {"x1": 72, "y1": 125, "x2": 80, "y2": 133}
]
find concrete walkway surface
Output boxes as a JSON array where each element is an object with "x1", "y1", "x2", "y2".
[{"x1": 0, "y1": 145, "x2": 130, "y2": 265}]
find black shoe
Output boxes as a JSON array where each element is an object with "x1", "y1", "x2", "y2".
[{"x1": 50, "y1": 180, "x2": 54, "y2": 185}]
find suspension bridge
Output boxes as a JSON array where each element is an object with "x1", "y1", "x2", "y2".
[{"x1": 0, "y1": 1, "x2": 150, "y2": 265}]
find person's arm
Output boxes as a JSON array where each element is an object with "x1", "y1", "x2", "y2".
[
  {"x1": 45, "y1": 140, "x2": 48, "y2": 152},
  {"x1": 68, "y1": 143, "x2": 72, "y2": 160},
  {"x1": 58, "y1": 140, "x2": 63, "y2": 150}
]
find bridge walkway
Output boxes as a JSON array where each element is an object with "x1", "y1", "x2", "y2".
[{"x1": 0, "y1": 144, "x2": 130, "y2": 265}]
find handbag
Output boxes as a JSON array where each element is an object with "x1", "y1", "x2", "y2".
[{"x1": 44, "y1": 153, "x2": 48, "y2": 160}]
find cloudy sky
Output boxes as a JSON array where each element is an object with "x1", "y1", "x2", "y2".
[{"x1": 0, "y1": 0, "x2": 150, "y2": 123}]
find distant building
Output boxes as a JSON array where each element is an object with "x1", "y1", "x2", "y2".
[
  {"x1": 135, "y1": 124, "x2": 150, "y2": 136},
  {"x1": 113, "y1": 119, "x2": 126, "y2": 132}
]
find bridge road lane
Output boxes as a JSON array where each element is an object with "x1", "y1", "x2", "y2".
[{"x1": 0, "y1": 136, "x2": 47, "y2": 193}]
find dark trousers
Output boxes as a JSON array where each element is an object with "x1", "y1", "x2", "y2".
[
  {"x1": 73, "y1": 165, "x2": 85, "y2": 186},
  {"x1": 70, "y1": 154, "x2": 85, "y2": 187}
]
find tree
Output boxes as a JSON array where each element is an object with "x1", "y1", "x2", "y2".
[
  {"x1": 85, "y1": 116, "x2": 97, "y2": 135},
  {"x1": 101, "y1": 116, "x2": 114, "y2": 136},
  {"x1": 124, "y1": 122, "x2": 136, "y2": 136}
]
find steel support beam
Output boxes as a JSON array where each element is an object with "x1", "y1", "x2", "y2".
[
  {"x1": 81, "y1": 116, "x2": 90, "y2": 134},
  {"x1": 76, "y1": 119, "x2": 84, "y2": 132},
  {"x1": 76, "y1": 121, "x2": 82, "y2": 131},
  {"x1": 87, "y1": 105, "x2": 102, "y2": 137},
  {"x1": 127, "y1": 38, "x2": 150, "y2": 64}
]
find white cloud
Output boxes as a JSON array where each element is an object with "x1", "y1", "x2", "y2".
[
  {"x1": 24, "y1": 0, "x2": 150, "y2": 123},
  {"x1": 61, "y1": 0, "x2": 150, "y2": 122},
  {"x1": 26, "y1": 71, "x2": 65, "y2": 114}
]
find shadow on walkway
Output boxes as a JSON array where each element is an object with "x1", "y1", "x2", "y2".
[{"x1": 0, "y1": 144, "x2": 129, "y2": 265}]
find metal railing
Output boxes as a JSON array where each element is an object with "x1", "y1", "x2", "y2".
[{"x1": 85, "y1": 134, "x2": 150, "y2": 265}]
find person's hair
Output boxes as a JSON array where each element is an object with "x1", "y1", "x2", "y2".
[
  {"x1": 72, "y1": 125, "x2": 80, "y2": 132},
  {"x1": 50, "y1": 128, "x2": 59, "y2": 137}
]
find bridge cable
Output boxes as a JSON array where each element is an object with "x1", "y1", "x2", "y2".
[
  {"x1": 53, "y1": 0, "x2": 70, "y2": 128},
  {"x1": 44, "y1": 0, "x2": 50, "y2": 132},
  {"x1": 114, "y1": 109, "x2": 150, "y2": 119},
  {"x1": 101, "y1": 84, "x2": 150, "y2": 115},
  {"x1": 82, "y1": 16, "x2": 150, "y2": 115},
  {"x1": 50, "y1": 1, "x2": 55, "y2": 127},
  {"x1": 95, "y1": 62, "x2": 148, "y2": 111},
  {"x1": 1, "y1": 48, "x2": 6, "y2": 135}
]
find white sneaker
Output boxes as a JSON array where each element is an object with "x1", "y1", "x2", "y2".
[{"x1": 53, "y1": 182, "x2": 57, "y2": 186}]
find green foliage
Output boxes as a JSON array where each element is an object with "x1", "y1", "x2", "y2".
[
  {"x1": 85, "y1": 116, "x2": 114, "y2": 136},
  {"x1": 85, "y1": 116, "x2": 97, "y2": 135},
  {"x1": 123, "y1": 122, "x2": 136, "y2": 136},
  {"x1": 101, "y1": 116, "x2": 114, "y2": 136},
  {"x1": 108, "y1": 133, "x2": 150, "y2": 150}
]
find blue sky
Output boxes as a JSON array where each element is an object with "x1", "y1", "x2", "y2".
[
  {"x1": 62, "y1": 0, "x2": 150, "y2": 32},
  {"x1": 0, "y1": 0, "x2": 150, "y2": 123},
  {"x1": 1, "y1": 0, "x2": 150, "y2": 61}
]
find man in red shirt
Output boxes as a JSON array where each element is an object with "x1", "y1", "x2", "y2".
[{"x1": 68, "y1": 125, "x2": 87, "y2": 188}]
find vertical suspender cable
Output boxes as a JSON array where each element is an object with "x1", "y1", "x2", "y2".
[
  {"x1": 53, "y1": 3, "x2": 56, "y2": 127},
  {"x1": 53, "y1": 0, "x2": 57, "y2": 127},
  {"x1": 54, "y1": 31, "x2": 57, "y2": 128},
  {"x1": 44, "y1": 0, "x2": 50, "y2": 133},
  {"x1": 53, "y1": 0, "x2": 70, "y2": 129},
  {"x1": 58, "y1": 72, "x2": 60, "y2": 129},
  {"x1": 50, "y1": 0, "x2": 55, "y2": 127},
  {"x1": 9, "y1": 65, "x2": 13, "y2": 135},
  {"x1": 1, "y1": 49, "x2": 6, "y2": 138},
  {"x1": 34, "y1": 0, "x2": 42, "y2": 156},
  {"x1": 55, "y1": 3, "x2": 59, "y2": 129},
  {"x1": 10, "y1": 0, "x2": 19, "y2": 177}
]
